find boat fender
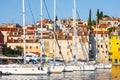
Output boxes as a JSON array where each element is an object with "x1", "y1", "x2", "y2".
[
  {"x1": 38, "y1": 67, "x2": 40, "y2": 70},
  {"x1": 38, "y1": 67, "x2": 43, "y2": 70}
]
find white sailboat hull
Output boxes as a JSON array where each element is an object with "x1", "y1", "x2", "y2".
[
  {"x1": 0, "y1": 64, "x2": 48, "y2": 75},
  {"x1": 48, "y1": 65, "x2": 64, "y2": 73},
  {"x1": 95, "y1": 63, "x2": 112, "y2": 69},
  {"x1": 63, "y1": 65, "x2": 75, "y2": 72},
  {"x1": 104, "y1": 64, "x2": 112, "y2": 69},
  {"x1": 74, "y1": 65, "x2": 80, "y2": 71},
  {"x1": 80, "y1": 64, "x2": 96, "y2": 71}
]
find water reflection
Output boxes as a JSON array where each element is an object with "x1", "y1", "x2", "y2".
[
  {"x1": 0, "y1": 69, "x2": 115, "y2": 80},
  {"x1": 112, "y1": 65, "x2": 120, "y2": 80}
]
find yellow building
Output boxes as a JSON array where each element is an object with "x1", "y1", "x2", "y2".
[{"x1": 108, "y1": 33, "x2": 120, "y2": 63}]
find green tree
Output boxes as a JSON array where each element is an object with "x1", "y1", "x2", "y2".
[
  {"x1": 2, "y1": 47, "x2": 12, "y2": 56},
  {"x1": 91, "y1": 20, "x2": 96, "y2": 26},
  {"x1": 55, "y1": 16, "x2": 58, "y2": 21},
  {"x1": 108, "y1": 27, "x2": 115, "y2": 34},
  {"x1": 103, "y1": 15, "x2": 110, "y2": 18},
  {"x1": 96, "y1": 9, "x2": 99, "y2": 24},
  {"x1": 2, "y1": 46, "x2": 23, "y2": 57},
  {"x1": 15, "y1": 46, "x2": 23, "y2": 56},
  {"x1": 88, "y1": 9, "x2": 92, "y2": 28},
  {"x1": 99, "y1": 11, "x2": 103, "y2": 20}
]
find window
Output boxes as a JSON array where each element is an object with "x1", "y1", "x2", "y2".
[
  {"x1": 106, "y1": 45, "x2": 108, "y2": 48},
  {"x1": 109, "y1": 42, "x2": 111, "y2": 45},
  {"x1": 97, "y1": 50, "x2": 99, "y2": 53},
  {"x1": 115, "y1": 59, "x2": 118, "y2": 63},
  {"x1": 97, "y1": 45, "x2": 99, "y2": 48},
  {"x1": 30, "y1": 46, "x2": 32, "y2": 49},
  {"x1": 14, "y1": 32, "x2": 17, "y2": 35},
  {"x1": 106, "y1": 34, "x2": 107, "y2": 37},
  {"x1": 109, "y1": 58, "x2": 112, "y2": 62},
  {"x1": 106, "y1": 51, "x2": 108, "y2": 53},
  {"x1": 109, "y1": 36, "x2": 112, "y2": 39},
  {"x1": 101, "y1": 45, "x2": 103, "y2": 48},
  {"x1": 36, "y1": 46, "x2": 38, "y2": 49},
  {"x1": 118, "y1": 48, "x2": 120, "y2": 52},
  {"x1": 18, "y1": 32, "x2": 20, "y2": 35},
  {"x1": 109, "y1": 52, "x2": 112, "y2": 55},
  {"x1": 101, "y1": 34, "x2": 103, "y2": 37},
  {"x1": 116, "y1": 42, "x2": 119, "y2": 45},
  {"x1": 26, "y1": 46, "x2": 28, "y2": 49}
]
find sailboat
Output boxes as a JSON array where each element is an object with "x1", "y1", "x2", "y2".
[
  {"x1": 0, "y1": 0, "x2": 47, "y2": 75},
  {"x1": 70, "y1": 0, "x2": 96, "y2": 71},
  {"x1": 62, "y1": 0, "x2": 78, "y2": 72},
  {"x1": 47, "y1": 0, "x2": 64, "y2": 73}
]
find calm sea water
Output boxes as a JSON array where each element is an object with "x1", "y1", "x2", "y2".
[{"x1": 0, "y1": 66, "x2": 119, "y2": 80}]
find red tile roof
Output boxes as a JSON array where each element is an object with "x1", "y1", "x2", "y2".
[
  {"x1": 92, "y1": 31, "x2": 108, "y2": 34},
  {"x1": 99, "y1": 24, "x2": 107, "y2": 28}
]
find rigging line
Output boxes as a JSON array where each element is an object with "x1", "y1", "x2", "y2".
[
  {"x1": 27, "y1": 0, "x2": 36, "y2": 24},
  {"x1": 64, "y1": 28, "x2": 74, "y2": 58},
  {"x1": 43, "y1": 0, "x2": 51, "y2": 20},
  {"x1": 76, "y1": 9, "x2": 89, "y2": 60},
  {"x1": 76, "y1": 10, "x2": 81, "y2": 20},
  {"x1": 53, "y1": 31, "x2": 65, "y2": 63},
  {"x1": 28, "y1": 0, "x2": 45, "y2": 57}
]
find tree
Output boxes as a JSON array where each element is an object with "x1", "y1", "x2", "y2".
[
  {"x1": 15, "y1": 46, "x2": 23, "y2": 56},
  {"x1": 96, "y1": 9, "x2": 99, "y2": 24},
  {"x1": 55, "y1": 16, "x2": 58, "y2": 21},
  {"x1": 91, "y1": 20, "x2": 96, "y2": 26},
  {"x1": 2, "y1": 46, "x2": 23, "y2": 57},
  {"x1": 16, "y1": 24, "x2": 21, "y2": 28},
  {"x1": 88, "y1": 9, "x2": 92, "y2": 28},
  {"x1": 2, "y1": 47, "x2": 13, "y2": 56},
  {"x1": 103, "y1": 15, "x2": 110, "y2": 18},
  {"x1": 99, "y1": 11, "x2": 103, "y2": 20}
]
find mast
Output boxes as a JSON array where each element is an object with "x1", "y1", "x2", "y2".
[
  {"x1": 53, "y1": 0, "x2": 56, "y2": 63},
  {"x1": 73, "y1": 0, "x2": 78, "y2": 62},
  {"x1": 22, "y1": 0, "x2": 26, "y2": 64},
  {"x1": 73, "y1": 0, "x2": 76, "y2": 23},
  {"x1": 40, "y1": 0, "x2": 43, "y2": 63},
  {"x1": 95, "y1": 14, "x2": 98, "y2": 61}
]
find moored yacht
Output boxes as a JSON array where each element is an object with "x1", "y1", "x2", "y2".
[
  {"x1": 0, "y1": 0, "x2": 48, "y2": 75},
  {"x1": 0, "y1": 64, "x2": 47, "y2": 75},
  {"x1": 48, "y1": 63, "x2": 64, "y2": 73}
]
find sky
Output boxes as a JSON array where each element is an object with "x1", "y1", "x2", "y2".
[{"x1": 0, "y1": 0, "x2": 120, "y2": 25}]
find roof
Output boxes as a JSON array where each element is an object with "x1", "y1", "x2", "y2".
[
  {"x1": 92, "y1": 31, "x2": 108, "y2": 34},
  {"x1": 99, "y1": 24, "x2": 107, "y2": 28}
]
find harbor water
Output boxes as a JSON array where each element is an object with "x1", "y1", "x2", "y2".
[{"x1": 0, "y1": 66, "x2": 120, "y2": 80}]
